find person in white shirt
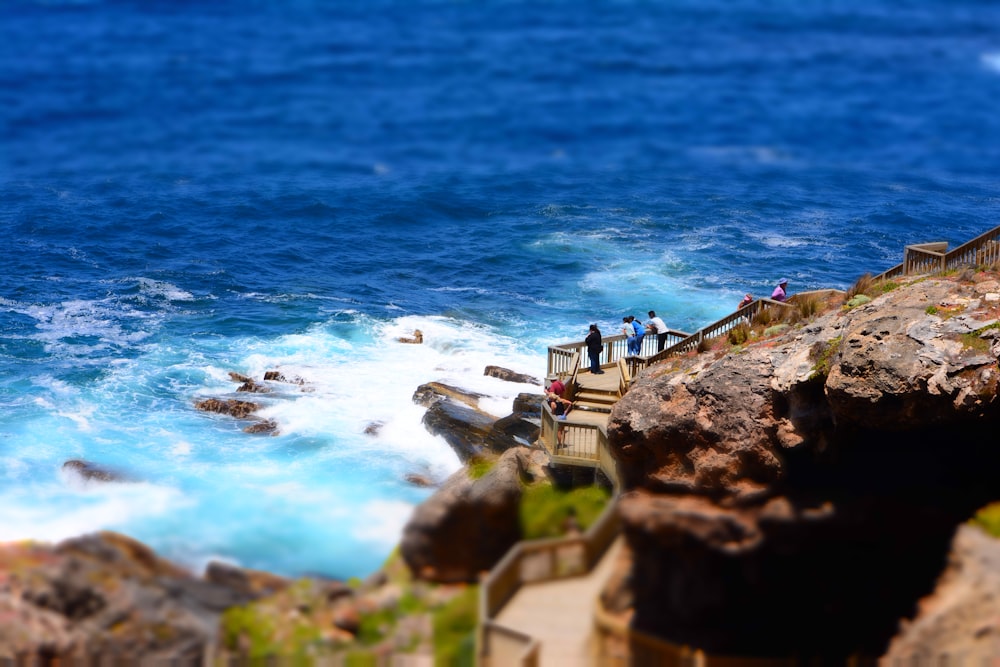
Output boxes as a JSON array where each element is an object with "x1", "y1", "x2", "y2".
[{"x1": 646, "y1": 310, "x2": 669, "y2": 351}]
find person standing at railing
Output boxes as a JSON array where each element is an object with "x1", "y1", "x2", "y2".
[
  {"x1": 646, "y1": 310, "x2": 669, "y2": 351},
  {"x1": 738, "y1": 293, "x2": 753, "y2": 309},
  {"x1": 586, "y1": 324, "x2": 604, "y2": 374},
  {"x1": 622, "y1": 317, "x2": 637, "y2": 356},
  {"x1": 630, "y1": 315, "x2": 646, "y2": 355},
  {"x1": 771, "y1": 278, "x2": 789, "y2": 302}
]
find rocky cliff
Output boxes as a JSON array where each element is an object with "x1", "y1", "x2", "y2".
[{"x1": 605, "y1": 274, "x2": 1000, "y2": 657}]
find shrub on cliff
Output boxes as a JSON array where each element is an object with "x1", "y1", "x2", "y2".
[{"x1": 520, "y1": 484, "x2": 611, "y2": 540}]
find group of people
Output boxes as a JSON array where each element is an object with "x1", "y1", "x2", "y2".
[{"x1": 621, "y1": 311, "x2": 671, "y2": 356}]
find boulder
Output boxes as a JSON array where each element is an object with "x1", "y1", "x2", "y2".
[
  {"x1": 412, "y1": 382, "x2": 484, "y2": 409},
  {"x1": 400, "y1": 448, "x2": 538, "y2": 582},
  {"x1": 512, "y1": 392, "x2": 543, "y2": 418},
  {"x1": 421, "y1": 400, "x2": 495, "y2": 463},
  {"x1": 483, "y1": 365, "x2": 541, "y2": 386},
  {"x1": 484, "y1": 414, "x2": 539, "y2": 454}
]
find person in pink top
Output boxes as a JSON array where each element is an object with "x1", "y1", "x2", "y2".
[{"x1": 771, "y1": 278, "x2": 789, "y2": 302}]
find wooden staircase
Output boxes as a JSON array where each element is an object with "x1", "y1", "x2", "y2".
[{"x1": 571, "y1": 387, "x2": 618, "y2": 414}]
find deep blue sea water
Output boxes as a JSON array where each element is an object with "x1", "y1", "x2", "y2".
[{"x1": 2, "y1": 0, "x2": 1000, "y2": 579}]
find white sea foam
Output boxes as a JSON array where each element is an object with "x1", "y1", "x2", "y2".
[
  {"x1": 135, "y1": 278, "x2": 195, "y2": 302},
  {"x1": 353, "y1": 499, "x2": 416, "y2": 548},
  {"x1": 0, "y1": 482, "x2": 184, "y2": 543}
]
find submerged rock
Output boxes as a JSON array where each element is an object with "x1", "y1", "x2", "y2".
[{"x1": 62, "y1": 459, "x2": 132, "y2": 484}]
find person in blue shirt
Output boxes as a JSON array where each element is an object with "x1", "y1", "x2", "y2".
[{"x1": 630, "y1": 315, "x2": 645, "y2": 355}]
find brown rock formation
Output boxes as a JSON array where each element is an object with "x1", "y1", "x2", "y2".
[
  {"x1": 61, "y1": 459, "x2": 133, "y2": 484},
  {"x1": 412, "y1": 382, "x2": 484, "y2": 409},
  {"x1": 882, "y1": 524, "x2": 1000, "y2": 661},
  {"x1": 606, "y1": 276, "x2": 1000, "y2": 657},
  {"x1": 483, "y1": 365, "x2": 541, "y2": 386},
  {"x1": 400, "y1": 448, "x2": 546, "y2": 582},
  {"x1": 0, "y1": 532, "x2": 286, "y2": 662},
  {"x1": 194, "y1": 398, "x2": 260, "y2": 419}
]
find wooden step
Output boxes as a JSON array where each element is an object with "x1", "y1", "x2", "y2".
[
  {"x1": 574, "y1": 391, "x2": 618, "y2": 404},
  {"x1": 571, "y1": 401, "x2": 613, "y2": 413}
]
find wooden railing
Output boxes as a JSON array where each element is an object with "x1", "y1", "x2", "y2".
[
  {"x1": 479, "y1": 497, "x2": 622, "y2": 666},
  {"x1": 633, "y1": 297, "x2": 790, "y2": 373},
  {"x1": 547, "y1": 329, "x2": 690, "y2": 379},
  {"x1": 873, "y1": 224, "x2": 1000, "y2": 281}
]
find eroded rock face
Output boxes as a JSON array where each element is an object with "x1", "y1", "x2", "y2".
[
  {"x1": 0, "y1": 532, "x2": 287, "y2": 662},
  {"x1": 882, "y1": 524, "x2": 1000, "y2": 660},
  {"x1": 400, "y1": 448, "x2": 544, "y2": 583},
  {"x1": 607, "y1": 277, "x2": 1000, "y2": 656}
]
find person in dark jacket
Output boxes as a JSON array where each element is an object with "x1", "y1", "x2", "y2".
[{"x1": 585, "y1": 324, "x2": 604, "y2": 374}]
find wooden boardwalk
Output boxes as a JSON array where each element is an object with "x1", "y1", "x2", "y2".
[{"x1": 493, "y1": 537, "x2": 624, "y2": 667}]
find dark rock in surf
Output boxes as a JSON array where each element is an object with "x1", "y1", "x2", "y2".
[
  {"x1": 236, "y1": 378, "x2": 270, "y2": 393},
  {"x1": 484, "y1": 365, "x2": 541, "y2": 386},
  {"x1": 243, "y1": 419, "x2": 278, "y2": 435},
  {"x1": 485, "y1": 414, "x2": 539, "y2": 453},
  {"x1": 412, "y1": 382, "x2": 484, "y2": 409},
  {"x1": 512, "y1": 392, "x2": 544, "y2": 418},
  {"x1": 421, "y1": 400, "x2": 495, "y2": 464},
  {"x1": 62, "y1": 459, "x2": 132, "y2": 484},
  {"x1": 194, "y1": 398, "x2": 260, "y2": 419}
]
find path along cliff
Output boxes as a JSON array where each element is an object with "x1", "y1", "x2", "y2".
[{"x1": 602, "y1": 273, "x2": 1000, "y2": 658}]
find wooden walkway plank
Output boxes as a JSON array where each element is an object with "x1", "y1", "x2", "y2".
[{"x1": 493, "y1": 538, "x2": 624, "y2": 667}]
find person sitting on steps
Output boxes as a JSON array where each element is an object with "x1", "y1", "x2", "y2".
[{"x1": 547, "y1": 391, "x2": 573, "y2": 448}]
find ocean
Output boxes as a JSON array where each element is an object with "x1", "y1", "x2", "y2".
[{"x1": 2, "y1": 0, "x2": 999, "y2": 579}]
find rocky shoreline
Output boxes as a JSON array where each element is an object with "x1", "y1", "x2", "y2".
[{"x1": 3, "y1": 271, "x2": 1000, "y2": 661}]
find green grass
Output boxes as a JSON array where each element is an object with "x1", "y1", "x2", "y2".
[
  {"x1": 519, "y1": 484, "x2": 611, "y2": 540},
  {"x1": 809, "y1": 336, "x2": 842, "y2": 380},
  {"x1": 468, "y1": 459, "x2": 495, "y2": 479},
  {"x1": 925, "y1": 305, "x2": 939, "y2": 315},
  {"x1": 432, "y1": 585, "x2": 478, "y2": 667},
  {"x1": 972, "y1": 503, "x2": 1000, "y2": 537}
]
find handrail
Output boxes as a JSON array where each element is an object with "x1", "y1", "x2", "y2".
[
  {"x1": 872, "y1": 225, "x2": 1000, "y2": 281},
  {"x1": 617, "y1": 357, "x2": 630, "y2": 396},
  {"x1": 479, "y1": 497, "x2": 621, "y2": 664},
  {"x1": 636, "y1": 298, "x2": 790, "y2": 372},
  {"x1": 567, "y1": 351, "x2": 580, "y2": 400}
]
